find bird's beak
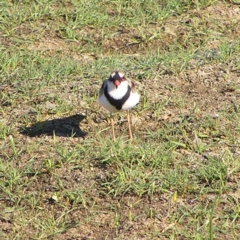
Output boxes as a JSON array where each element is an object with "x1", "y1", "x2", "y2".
[{"x1": 113, "y1": 80, "x2": 120, "y2": 88}]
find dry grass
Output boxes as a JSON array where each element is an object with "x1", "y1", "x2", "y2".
[{"x1": 1, "y1": 0, "x2": 240, "y2": 239}]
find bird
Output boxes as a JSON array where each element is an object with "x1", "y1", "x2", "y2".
[{"x1": 98, "y1": 71, "x2": 140, "y2": 141}]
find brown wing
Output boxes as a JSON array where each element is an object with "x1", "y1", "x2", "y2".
[{"x1": 126, "y1": 78, "x2": 137, "y2": 92}]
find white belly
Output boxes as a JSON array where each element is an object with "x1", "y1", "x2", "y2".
[
  {"x1": 122, "y1": 92, "x2": 140, "y2": 110},
  {"x1": 98, "y1": 93, "x2": 119, "y2": 113},
  {"x1": 98, "y1": 91, "x2": 140, "y2": 113}
]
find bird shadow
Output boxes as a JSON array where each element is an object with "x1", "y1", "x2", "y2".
[{"x1": 19, "y1": 114, "x2": 87, "y2": 138}]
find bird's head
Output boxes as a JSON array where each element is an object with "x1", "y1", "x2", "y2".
[{"x1": 109, "y1": 71, "x2": 125, "y2": 88}]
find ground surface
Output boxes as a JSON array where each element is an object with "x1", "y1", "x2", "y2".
[{"x1": 0, "y1": 0, "x2": 240, "y2": 239}]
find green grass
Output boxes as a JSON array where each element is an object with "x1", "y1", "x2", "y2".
[{"x1": 1, "y1": 0, "x2": 240, "y2": 239}]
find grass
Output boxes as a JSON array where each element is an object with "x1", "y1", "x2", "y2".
[{"x1": 1, "y1": 0, "x2": 240, "y2": 239}]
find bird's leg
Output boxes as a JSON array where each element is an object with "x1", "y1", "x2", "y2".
[
  {"x1": 110, "y1": 113, "x2": 116, "y2": 142},
  {"x1": 127, "y1": 110, "x2": 133, "y2": 139}
]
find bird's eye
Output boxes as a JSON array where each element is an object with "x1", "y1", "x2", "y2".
[{"x1": 122, "y1": 77, "x2": 125, "y2": 80}]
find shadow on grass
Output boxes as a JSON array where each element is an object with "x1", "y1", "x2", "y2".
[{"x1": 19, "y1": 114, "x2": 87, "y2": 138}]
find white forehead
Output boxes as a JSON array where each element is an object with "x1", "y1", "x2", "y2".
[{"x1": 111, "y1": 71, "x2": 124, "y2": 78}]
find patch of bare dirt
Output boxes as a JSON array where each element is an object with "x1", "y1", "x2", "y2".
[
  {"x1": 94, "y1": 2, "x2": 240, "y2": 53},
  {"x1": 28, "y1": 38, "x2": 66, "y2": 51},
  {"x1": 11, "y1": 2, "x2": 239, "y2": 57},
  {"x1": 1, "y1": 2, "x2": 240, "y2": 240}
]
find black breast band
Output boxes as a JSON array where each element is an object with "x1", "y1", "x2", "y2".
[{"x1": 104, "y1": 85, "x2": 131, "y2": 110}]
